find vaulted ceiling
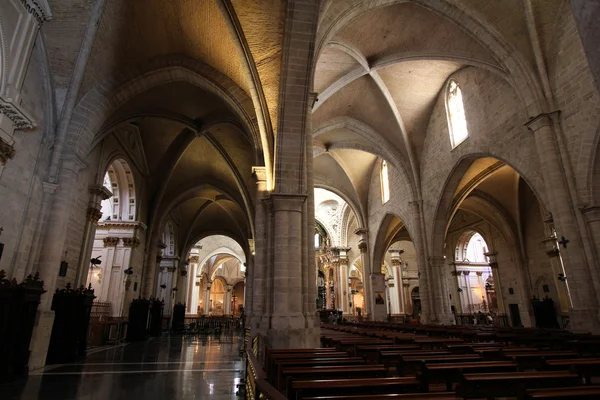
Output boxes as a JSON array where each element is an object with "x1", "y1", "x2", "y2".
[{"x1": 311, "y1": 0, "x2": 563, "y2": 222}]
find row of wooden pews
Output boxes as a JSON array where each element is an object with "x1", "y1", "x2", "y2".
[{"x1": 259, "y1": 322, "x2": 600, "y2": 399}]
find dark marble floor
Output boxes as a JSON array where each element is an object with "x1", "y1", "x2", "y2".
[{"x1": 0, "y1": 334, "x2": 245, "y2": 400}]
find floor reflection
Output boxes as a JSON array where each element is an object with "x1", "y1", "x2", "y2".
[{"x1": 0, "y1": 334, "x2": 245, "y2": 400}]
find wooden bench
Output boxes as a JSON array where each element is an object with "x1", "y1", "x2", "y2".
[
  {"x1": 267, "y1": 351, "x2": 349, "y2": 375},
  {"x1": 291, "y1": 377, "x2": 420, "y2": 400},
  {"x1": 281, "y1": 364, "x2": 388, "y2": 398},
  {"x1": 397, "y1": 354, "x2": 482, "y2": 376},
  {"x1": 546, "y1": 358, "x2": 600, "y2": 384},
  {"x1": 457, "y1": 370, "x2": 582, "y2": 399},
  {"x1": 356, "y1": 344, "x2": 421, "y2": 362},
  {"x1": 505, "y1": 351, "x2": 579, "y2": 369},
  {"x1": 525, "y1": 385, "x2": 600, "y2": 399},
  {"x1": 445, "y1": 343, "x2": 504, "y2": 354},
  {"x1": 273, "y1": 357, "x2": 366, "y2": 390},
  {"x1": 420, "y1": 360, "x2": 518, "y2": 391},
  {"x1": 302, "y1": 392, "x2": 460, "y2": 400},
  {"x1": 379, "y1": 350, "x2": 451, "y2": 367}
]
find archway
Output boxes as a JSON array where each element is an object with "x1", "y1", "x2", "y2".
[
  {"x1": 437, "y1": 157, "x2": 568, "y2": 328},
  {"x1": 88, "y1": 158, "x2": 138, "y2": 317}
]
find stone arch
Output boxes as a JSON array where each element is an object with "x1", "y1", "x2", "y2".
[
  {"x1": 430, "y1": 154, "x2": 549, "y2": 260},
  {"x1": 315, "y1": 183, "x2": 366, "y2": 229},
  {"x1": 371, "y1": 213, "x2": 414, "y2": 280},
  {"x1": 59, "y1": 55, "x2": 265, "y2": 179},
  {"x1": 0, "y1": 18, "x2": 6, "y2": 96},
  {"x1": 313, "y1": 0, "x2": 545, "y2": 115}
]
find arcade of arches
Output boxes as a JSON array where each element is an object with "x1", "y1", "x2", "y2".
[{"x1": 1, "y1": 0, "x2": 600, "y2": 371}]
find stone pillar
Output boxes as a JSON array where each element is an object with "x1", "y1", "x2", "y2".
[
  {"x1": 389, "y1": 250, "x2": 405, "y2": 314},
  {"x1": 203, "y1": 281, "x2": 212, "y2": 316},
  {"x1": 224, "y1": 284, "x2": 233, "y2": 315},
  {"x1": 527, "y1": 113, "x2": 600, "y2": 332},
  {"x1": 428, "y1": 257, "x2": 453, "y2": 324},
  {"x1": 355, "y1": 229, "x2": 371, "y2": 317},
  {"x1": 339, "y1": 254, "x2": 350, "y2": 315},
  {"x1": 29, "y1": 155, "x2": 86, "y2": 370},
  {"x1": 403, "y1": 280, "x2": 412, "y2": 316},
  {"x1": 485, "y1": 252, "x2": 506, "y2": 314},
  {"x1": 330, "y1": 248, "x2": 340, "y2": 310},
  {"x1": 450, "y1": 270, "x2": 462, "y2": 313},
  {"x1": 264, "y1": 194, "x2": 318, "y2": 348},
  {"x1": 121, "y1": 236, "x2": 141, "y2": 317},
  {"x1": 174, "y1": 261, "x2": 188, "y2": 305},
  {"x1": 76, "y1": 185, "x2": 112, "y2": 287},
  {"x1": 249, "y1": 167, "x2": 268, "y2": 329},
  {"x1": 464, "y1": 271, "x2": 474, "y2": 311}
]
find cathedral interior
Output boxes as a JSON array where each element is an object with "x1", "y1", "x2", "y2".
[{"x1": 1, "y1": 1, "x2": 600, "y2": 399}]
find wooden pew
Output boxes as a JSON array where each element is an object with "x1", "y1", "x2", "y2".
[
  {"x1": 292, "y1": 377, "x2": 420, "y2": 400},
  {"x1": 545, "y1": 358, "x2": 600, "y2": 384},
  {"x1": 282, "y1": 364, "x2": 388, "y2": 399},
  {"x1": 267, "y1": 352, "x2": 349, "y2": 376},
  {"x1": 379, "y1": 350, "x2": 451, "y2": 368},
  {"x1": 457, "y1": 370, "x2": 582, "y2": 399},
  {"x1": 355, "y1": 344, "x2": 421, "y2": 362},
  {"x1": 272, "y1": 357, "x2": 366, "y2": 390},
  {"x1": 504, "y1": 350, "x2": 579, "y2": 370},
  {"x1": 397, "y1": 354, "x2": 482, "y2": 376},
  {"x1": 302, "y1": 392, "x2": 460, "y2": 400},
  {"x1": 420, "y1": 360, "x2": 518, "y2": 391},
  {"x1": 525, "y1": 385, "x2": 600, "y2": 399},
  {"x1": 412, "y1": 338, "x2": 464, "y2": 349},
  {"x1": 445, "y1": 343, "x2": 504, "y2": 354}
]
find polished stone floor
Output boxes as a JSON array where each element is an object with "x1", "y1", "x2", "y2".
[{"x1": 0, "y1": 334, "x2": 245, "y2": 400}]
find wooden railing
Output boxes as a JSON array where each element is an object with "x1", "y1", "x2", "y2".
[{"x1": 245, "y1": 346, "x2": 287, "y2": 400}]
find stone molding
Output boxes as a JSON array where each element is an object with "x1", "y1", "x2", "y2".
[
  {"x1": 0, "y1": 137, "x2": 15, "y2": 165},
  {"x1": 122, "y1": 237, "x2": 140, "y2": 248},
  {"x1": 525, "y1": 111, "x2": 561, "y2": 132},
  {"x1": 89, "y1": 185, "x2": 113, "y2": 200},
  {"x1": 97, "y1": 221, "x2": 147, "y2": 230},
  {"x1": 86, "y1": 207, "x2": 102, "y2": 223},
  {"x1": 252, "y1": 166, "x2": 267, "y2": 183},
  {"x1": 103, "y1": 237, "x2": 119, "y2": 247},
  {"x1": 189, "y1": 255, "x2": 200, "y2": 263},
  {"x1": 19, "y1": 0, "x2": 52, "y2": 25},
  {"x1": 0, "y1": 97, "x2": 36, "y2": 130}
]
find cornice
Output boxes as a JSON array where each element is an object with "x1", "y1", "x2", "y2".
[{"x1": 0, "y1": 97, "x2": 36, "y2": 130}]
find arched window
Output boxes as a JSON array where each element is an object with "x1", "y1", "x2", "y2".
[
  {"x1": 446, "y1": 80, "x2": 469, "y2": 148},
  {"x1": 314, "y1": 233, "x2": 321, "y2": 248},
  {"x1": 380, "y1": 160, "x2": 390, "y2": 204}
]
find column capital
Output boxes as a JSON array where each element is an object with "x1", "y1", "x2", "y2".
[
  {"x1": 122, "y1": 237, "x2": 140, "y2": 248},
  {"x1": 86, "y1": 206, "x2": 102, "y2": 223},
  {"x1": 252, "y1": 166, "x2": 267, "y2": 183},
  {"x1": 525, "y1": 111, "x2": 561, "y2": 132},
  {"x1": 42, "y1": 181, "x2": 58, "y2": 194},
  {"x1": 103, "y1": 237, "x2": 119, "y2": 247},
  {"x1": 189, "y1": 255, "x2": 199, "y2": 263},
  {"x1": 358, "y1": 241, "x2": 368, "y2": 254},
  {"x1": 270, "y1": 193, "x2": 307, "y2": 212},
  {"x1": 89, "y1": 184, "x2": 113, "y2": 200},
  {"x1": 0, "y1": 137, "x2": 16, "y2": 165}
]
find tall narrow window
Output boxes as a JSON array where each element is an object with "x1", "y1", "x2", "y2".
[
  {"x1": 446, "y1": 80, "x2": 469, "y2": 148},
  {"x1": 381, "y1": 160, "x2": 390, "y2": 204}
]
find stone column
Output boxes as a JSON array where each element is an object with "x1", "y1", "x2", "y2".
[
  {"x1": 428, "y1": 257, "x2": 453, "y2": 324},
  {"x1": 389, "y1": 251, "x2": 404, "y2": 314},
  {"x1": 330, "y1": 248, "x2": 340, "y2": 310},
  {"x1": 121, "y1": 236, "x2": 140, "y2": 317},
  {"x1": 224, "y1": 284, "x2": 233, "y2": 315},
  {"x1": 249, "y1": 167, "x2": 268, "y2": 329},
  {"x1": 75, "y1": 185, "x2": 112, "y2": 287},
  {"x1": 265, "y1": 194, "x2": 318, "y2": 348},
  {"x1": 186, "y1": 258, "x2": 197, "y2": 314},
  {"x1": 355, "y1": 229, "x2": 371, "y2": 317},
  {"x1": 203, "y1": 281, "x2": 212, "y2": 316},
  {"x1": 29, "y1": 155, "x2": 86, "y2": 370},
  {"x1": 174, "y1": 261, "x2": 188, "y2": 305},
  {"x1": 485, "y1": 252, "x2": 506, "y2": 314},
  {"x1": 450, "y1": 270, "x2": 461, "y2": 313},
  {"x1": 527, "y1": 113, "x2": 600, "y2": 332},
  {"x1": 338, "y1": 254, "x2": 350, "y2": 315},
  {"x1": 464, "y1": 271, "x2": 474, "y2": 312},
  {"x1": 403, "y1": 280, "x2": 412, "y2": 316}
]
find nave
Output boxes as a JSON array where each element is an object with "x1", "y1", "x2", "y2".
[{"x1": 0, "y1": 333, "x2": 245, "y2": 400}]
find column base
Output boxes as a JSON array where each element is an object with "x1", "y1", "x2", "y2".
[
  {"x1": 28, "y1": 310, "x2": 55, "y2": 370},
  {"x1": 252, "y1": 313, "x2": 320, "y2": 349},
  {"x1": 569, "y1": 307, "x2": 600, "y2": 333}
]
